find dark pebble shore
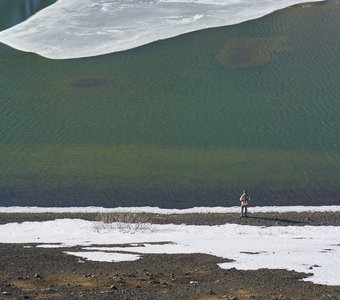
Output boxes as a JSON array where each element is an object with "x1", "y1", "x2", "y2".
[
  {"x1": 0, "y1": 211, "x2": 339, "y2": 299},
  {"x1": 1, "y1": 210, "x2": 340, "y2": 226}
]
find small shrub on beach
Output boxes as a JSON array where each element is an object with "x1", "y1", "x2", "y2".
[{"x1": 93, "y1": 212, "x2": 151, "y2": 233}]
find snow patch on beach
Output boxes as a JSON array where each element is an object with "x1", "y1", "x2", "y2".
[
  {"x1": 65, "y1": 251, "x2": 140, "y2": 262},
  {"x1": 0, "y1": 205, "x2": 339, "y2": 214},
  {"x1": 0, "y1": 218, "x2": 339, "y2": 286},
  {"x1": 0, "y1": 205, "x2": 340, "y2": 215},
  {"x1": 0, "y1": 0, "x2": 323, "y2": 59}
]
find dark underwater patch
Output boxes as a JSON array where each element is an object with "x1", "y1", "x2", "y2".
[{"x1": 70, "y1": 78, "x2": 117, "y2": 89}]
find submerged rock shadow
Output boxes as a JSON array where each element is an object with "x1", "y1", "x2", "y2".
[{"x1": 70, "y1": 77, "x2": 118, "y2": 89}]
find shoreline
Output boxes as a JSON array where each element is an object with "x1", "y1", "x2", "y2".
[
  {"x1": 1, "y1": 210, "x2": 340, "y2": 227},
  {"x1": 1, "y1": 205, "x2": 340, "y2": 213}
]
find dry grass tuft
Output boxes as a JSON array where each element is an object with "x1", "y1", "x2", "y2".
[{"x1": 93, "y1": 212, "x2": 151, "y2": 233}]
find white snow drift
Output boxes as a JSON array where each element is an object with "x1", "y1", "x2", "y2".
[{"x1": 1, "y1": 205, "x2": 339, "y2": 214}]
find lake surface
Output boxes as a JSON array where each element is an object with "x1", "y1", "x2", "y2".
[
  {"x1": 0, "y1": 0, "x2": 339, "y2": 207},
  {"x1": 0, "y1": 0, "x2": 56, "y2": 30}
]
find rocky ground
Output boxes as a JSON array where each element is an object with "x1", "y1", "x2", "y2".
[{"x1": 0, "y1": 211, "x2": 339, "y2": 300}]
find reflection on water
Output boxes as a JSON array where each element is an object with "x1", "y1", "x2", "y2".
[{"x1": 0, "y1": 1, "x2": 339, "y2": 207}]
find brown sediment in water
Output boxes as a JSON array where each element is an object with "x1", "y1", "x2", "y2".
[{"x1": 216, "y1": 37, "x2": 288, "y2": 69}]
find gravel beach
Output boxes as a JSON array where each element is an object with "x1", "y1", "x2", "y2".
[{"x1": 0, "y1": 211, "x2": 339, "y2": 299}]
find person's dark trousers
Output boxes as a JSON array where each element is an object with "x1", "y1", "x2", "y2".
[{"x1": 241, "y1": 205, "x2": 247, "y2": 217}]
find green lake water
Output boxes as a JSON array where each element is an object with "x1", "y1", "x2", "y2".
[
  {"x1": 0, "y1": 1, "x2": 339, "y2": 207},
  {"x1": 0, "y1": 0, "x2": 56, "y2": 30}
]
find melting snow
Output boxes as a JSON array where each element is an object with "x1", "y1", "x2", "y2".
[{"x1": 0, "y1": 217, "x2": 339, "y2": 286}]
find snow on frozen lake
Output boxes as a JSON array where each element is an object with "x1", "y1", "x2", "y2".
[
  {"x1": 0, "y1": 216, "x2": 339, "y2": 286},
  {"x1": 0, "y1": 0, "x2": 323, "y2": 59}
]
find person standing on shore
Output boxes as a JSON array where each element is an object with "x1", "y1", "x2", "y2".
[{"x1": 240, "y1": 189, "x2": 251, "y2": 217}]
